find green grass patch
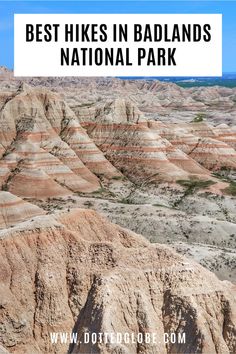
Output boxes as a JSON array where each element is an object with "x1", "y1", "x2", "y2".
[
  {"x1": 173, "y1": 179, "x2": 216, "y2": 207},
  {"x1": 177, "y1": 179, "x2": 215, "y2": 190},
  {"x1": 224, "y1": 182, "x2": 236, "y2": 196},
  {"x1": 92, "y1": 187, "x2": 107, "y2": 194},
  {"x1": 111, "y1": 175, "x2": 126, "y2": 181},
  {"x1": 76, "y1": 102, "x2": 94, "y2": 108},
  {"x1": 119, "y1": 197, "x2": 133, "y2": 204},
  {"x1": 153, "y1": 203, "x2": 178, "y2": 210}
]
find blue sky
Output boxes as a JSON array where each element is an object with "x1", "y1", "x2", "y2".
[{"x1": 0, "y1": 1, "x2": 236, "y2": 73}]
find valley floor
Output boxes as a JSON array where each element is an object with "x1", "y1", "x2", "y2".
[{"x1": 32, "y1": 179, "x2": 236, "y2": 283}]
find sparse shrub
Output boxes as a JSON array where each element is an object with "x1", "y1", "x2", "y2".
[
  {"x1": 2, "y1": 184, "x2": 8, "y2": 191},
  {"x1": 212, "y1": 166, "x2": 233, "y2": 182},
  {"x1": 77, "y1": 102, "x2": 94, "y2": 107},
  {"x1": 153, "y1": 203, "x2": 164, "y2": 207},
  {"x1": 220, "y1": 166, "x2": 231, "y2": 172},
  {"x1": 153, "y1": 203, "x2": 178, "y2": 210},
  {"x1": 93, "y1": 187, "x2": 106, "y2": 194},
  {"x1": 119, "y1": 197, "x2": 132, "y2": 204},
  {"x1": 111, "y1": 175, "x2": 125, "y2": 181},
  {"x1": 83, "y1": 200, "x2": 94, "y2": 208},
  {"x1": 191, "y1": 113, "x2": 206, "y2": 123}
]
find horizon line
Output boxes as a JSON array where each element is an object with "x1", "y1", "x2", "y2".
[{"x1": 1, "y1": 66, "x2": 236, "y2": 76}]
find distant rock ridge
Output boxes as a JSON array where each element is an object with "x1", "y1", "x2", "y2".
[{"x1": 0, "y1": 67, "x2": 236, "y2": 114}]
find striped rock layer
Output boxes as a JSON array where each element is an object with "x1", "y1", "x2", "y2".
[
  {"x1": 1, "y1": 84, "x2": 236, "y2": 200},
  {"x1": 83, "y1": 121, "x2": 210, "y2": 183},
  {"x1": 147, "y1": 121, "x2": 236, "y2": 171},
  {"x1": 76, "y1": 100, "x2": 213, "y2": 183},
  {"x1": 0, "y1": 191, "x2": 45, "y2": 229},
  {"x1": 0, "y1": 84, "x2": 121, "y2": 198}
]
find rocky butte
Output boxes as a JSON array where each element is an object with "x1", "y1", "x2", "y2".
[
  {"x1": 0, "y1": 68, "x2": 236, "y2": 353},
  {"x1": 0, "y1": 209, "x2": 236, "y2": 354}
]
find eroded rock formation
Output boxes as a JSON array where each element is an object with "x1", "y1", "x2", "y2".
[
  {"x1": 0, "y1": 209, "x2": 235, "y2": 354},
  {"x1": 0, "y1": 71, "x2": 236, "y2": 354}
]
